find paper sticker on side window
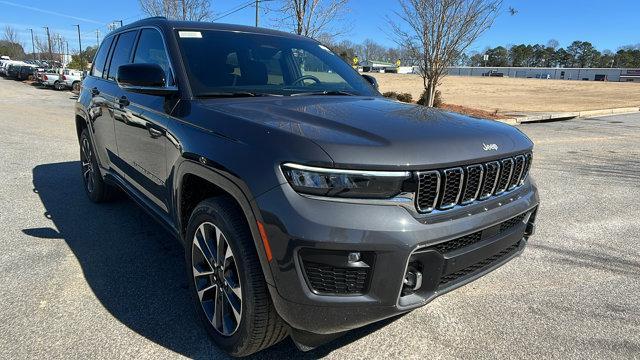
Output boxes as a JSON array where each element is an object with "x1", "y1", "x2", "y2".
[{"x1": 178, "y1": 31, "x2": 202, "y2": 38}]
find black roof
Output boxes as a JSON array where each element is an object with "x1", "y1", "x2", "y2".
[{"x1": 107, "y1": 16, "x2": 310, "y2": 41}]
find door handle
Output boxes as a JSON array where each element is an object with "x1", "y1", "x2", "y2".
[
  {"x1": 90, "y1": 87, "x2": 99, "y2": 96},
  {"x1": 147, "y1": 126, "x2": 164, "y2": 138}
]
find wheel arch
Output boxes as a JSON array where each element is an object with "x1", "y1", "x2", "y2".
[
  {"x1": 75, "y1": 114, "x2": 87, "y2": 141},
  {"x1": 174, "y1": 159, "x2": 275, "y2": 286}
]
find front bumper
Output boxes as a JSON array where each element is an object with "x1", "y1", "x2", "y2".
[{"x1": 254, "y1": 178, "x2": 539, "y2": 335}]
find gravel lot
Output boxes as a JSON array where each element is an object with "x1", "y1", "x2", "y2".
[{"x1": 0, "y1": 77, "x2": 639, "y2": 359}]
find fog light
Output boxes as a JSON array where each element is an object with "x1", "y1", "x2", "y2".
[
  {"x1": 347, "y1": 252, "x2": 361, "y2": 263},
  {"x1": 403, "y1": 270, "x2": 422, "y2": 291}
]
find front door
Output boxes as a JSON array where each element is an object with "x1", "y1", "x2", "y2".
[{"x1": 113, "y1": 28, "x2": 175, "y2": 212}]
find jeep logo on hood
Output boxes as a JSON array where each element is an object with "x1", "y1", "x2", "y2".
[{"x1": 482, "y1": 143, "x2": 499, "y2": 151}]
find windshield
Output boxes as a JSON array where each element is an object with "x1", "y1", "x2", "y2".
[{"x1": 176, "y1": 29, "x2": 378, "y2": 97}]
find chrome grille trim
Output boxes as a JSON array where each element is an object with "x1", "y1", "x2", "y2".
[
  {"x1": 479, "y1": 161, "x2": 500, "y2": 200},
  {"x1": 519, "y1": 153, "x2": 533, "y2": 186},
  {"x1": 414, "y1": 153, "x2": 532, "y2": 214},
  {"x1": 495, "y1": 158, "x2": 514, "y2": 195},
  {"x1": 508, "y1": 155, "x2": 526, "y2": 190},
  {"x1": 415, "y1": 171, "x2": 441, "y2": 213},
  {"x1": 439, "y1": 167, "x2": 464, "y2": 210},
  {"x1": 461, "y1": 164, "x2": 484, "y2": 204}
]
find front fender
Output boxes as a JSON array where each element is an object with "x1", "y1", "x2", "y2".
[{"x1": 173, "y1": 159, "x2": 276, "y2": 286}]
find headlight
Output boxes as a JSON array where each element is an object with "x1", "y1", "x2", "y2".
[{"x1": 281, "y1": 163, "x2": 411, "y2": 199}]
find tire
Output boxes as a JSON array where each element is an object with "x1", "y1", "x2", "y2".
[
  {"x1": 72, "y1": 81, "x2": 81, "y2": 93},
  {"x1": 79, "y1": 128, "x2": 116, "y2": 202},
  {"x1": 54, "y1": 81, "x2": 64, "y2": 91},
  {"x1": 186, "y1": 197, "x2": 288, "y2": 356}
]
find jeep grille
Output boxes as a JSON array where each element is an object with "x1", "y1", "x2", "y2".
[{"x1": 416, "y1": 153, "x2": 532, "y2": 213}]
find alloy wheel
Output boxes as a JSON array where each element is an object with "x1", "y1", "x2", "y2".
[
  {"x1": 192, "y1": 222, "x2": 243, "y2": 336},
  {"x1": 80, "y1": 137, "x2": 95, "y2": 194}
]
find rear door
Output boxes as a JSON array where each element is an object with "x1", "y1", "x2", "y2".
[
  {"x1": 84, "y1": 35, "x2": 116, "y2": 170},
  {"x1": 113, "y1": 28, "x2": 175, "y2": 212}
]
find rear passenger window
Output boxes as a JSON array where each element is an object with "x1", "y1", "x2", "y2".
[
  {"x1": 107, "y1": 31, "x2": 138, "y2": 81},
  {"x1": 91, "y1": 36, "x2": 113, "y2": 78},
  {"x1": 133, "y1": 29, "x2": 173, "y2": 85}
]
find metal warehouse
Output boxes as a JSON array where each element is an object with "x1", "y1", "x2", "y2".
[{"x1": 446, "y1": 67, "x2": 640, "y2": 82}]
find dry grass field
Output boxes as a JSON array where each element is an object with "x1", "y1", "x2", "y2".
[{"x1": 371, "y1": 73, "x2": 640, "y2": 114}]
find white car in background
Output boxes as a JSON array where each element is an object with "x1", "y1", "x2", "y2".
[
  {"x1": 40, "y1": 71, "x2": 61, "y2": 88},
  {"x1": 59, "y1": 69, "x2": 83, "y2": 92}
]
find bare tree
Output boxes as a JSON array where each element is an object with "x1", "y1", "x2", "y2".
[
  {"x1": 139, "y1": 0, "x2": 213, "y2": 21},
  {"x1": 2, "y1": 26, "x2": 26, "y2": 59},
  {"x1": 389, "y1": 0, "x2": 503, "y2": 107},
  {"x1": 272, "y1": 0, "x2": 350, "y2": 40},
  {"x1": 3, "y1": 26, "x2": 20, "y2": 44},
  {"x1": 32, "y1": 33, "x2": 66, "y2": 62},
  {"x1": 362, "y1": 39, "x2": 387, "y2": 61}
]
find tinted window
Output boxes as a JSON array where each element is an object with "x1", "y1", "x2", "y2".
[
  {"x1": 176, "y1": 30, "x2": 376, "y2": 97},
  {"x1": 133, "y1": 29, "x2": 173, "y2": 85},
  {"x1": 91, "y1": 36, "x2": 113, "y2": 78},
  {"x1": 107, "y1": 31, "x2": 137, "y2": 81}
]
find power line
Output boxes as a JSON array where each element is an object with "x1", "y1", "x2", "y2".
[{"x1": 213, "y1": 0, "x2": 274, "y2": 22}]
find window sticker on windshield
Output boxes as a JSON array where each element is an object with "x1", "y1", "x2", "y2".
[{"x1": 178, "y1": 31, "x2": 202, "y2": 38}]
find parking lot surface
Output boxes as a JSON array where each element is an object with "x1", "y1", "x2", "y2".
[{"x1": 0, "y1": 77, "x2": 639, "y2": 359}]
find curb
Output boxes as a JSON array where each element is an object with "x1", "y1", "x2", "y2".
[{"x1": 499, "y1": 107, "x2": 640, "y2": 125}]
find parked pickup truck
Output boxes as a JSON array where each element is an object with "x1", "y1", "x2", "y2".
[
  {"x1": 40, "y1": 72, "x2": 61, "y2": 88},
  {"x1": 39, "y1": 69, "x2": 83, "y2": 90},
  {"x1": 59, "y1": 69, "x2": 83, "y2": 91}
]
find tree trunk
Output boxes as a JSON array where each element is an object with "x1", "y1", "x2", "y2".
[{"x1": 425, "y1": 80, "x2": 436, "y2": 107}]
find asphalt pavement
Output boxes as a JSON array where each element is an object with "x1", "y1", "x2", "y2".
[{"x1": 0, "y1": 77, "x2": 638, "y2": 359}]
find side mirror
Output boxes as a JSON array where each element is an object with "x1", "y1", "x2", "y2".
[
  {"x1": 362, "y1": 74, "x2": 379, "y2": 90},
  {"x1": 117, "y1": 63, "x2": 177, "y2": 95}
]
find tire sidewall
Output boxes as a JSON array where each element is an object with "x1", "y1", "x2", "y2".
[
  {"x1": 80, "y1": 129, "x2": 105, "y2": 202},
  {"x1": 185, "y1": 201, "x2": 258, "y2": 354}
]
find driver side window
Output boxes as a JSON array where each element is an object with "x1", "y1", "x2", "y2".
[{"x1": 133, "y1": 28, "x2": 174, "y2": 86}]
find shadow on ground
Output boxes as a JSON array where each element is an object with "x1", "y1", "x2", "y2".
[{"x1": 26, "y1": 161, "x2": 395, "y2": 359}]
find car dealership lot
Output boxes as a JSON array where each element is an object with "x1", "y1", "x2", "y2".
[{"x1": 0, "y1": 77, "x2": 638, "y2": 359}]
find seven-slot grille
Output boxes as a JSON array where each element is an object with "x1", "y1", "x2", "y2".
[{"x1": 416, "y1": 153, "x2": 532, "y2": 213}]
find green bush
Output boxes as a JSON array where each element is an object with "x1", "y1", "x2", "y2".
[
  {"x1": 382, "y1": 91, "x2": 399, "y2": 99},
  {"x1": 417, "y1": 89, "x2": 443, "y2": 107},
  {"x1": 396, "y1": 93, "x2": 413, "y2": 103}
]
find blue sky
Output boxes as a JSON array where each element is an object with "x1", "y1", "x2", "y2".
[{"x1": 1, "y1": 0, "x2": 639, "y2": 53}]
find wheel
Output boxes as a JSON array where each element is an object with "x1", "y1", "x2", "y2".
[
  {"x1": 186, "y1": 197, "x2": 288, "y2": 356},
  {"x1": 79, "y1": 128, "x2": 116, "y2": 202},
  {"x1": 54, "y1": 81, "x2": 64, "y2": 91},
  {"x1": 72, "y1": 81, "x2": 81, "y2": 93}
]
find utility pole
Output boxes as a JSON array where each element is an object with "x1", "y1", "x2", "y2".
[
  {"x1": 65, "y1": 41, "x2": 69, "y2": 65},
  {"x1": 96, "y1": 29, "x2": 100, "y2": 47},
  {"x1": 43, "y1": 26, "x2": 53, "y2": 62},
  {"x1": 255, "y1": 0, "x2": 259, "y2": 27},
  {"x1": 118, "y1": 20, "x2": 123, "y2": 27},
  {"x1": 74, "y1": 24, "x2": 83, "y2": 70},
  {"x1": 28, "y1": 28, "x2": 36, "y2": 61}
]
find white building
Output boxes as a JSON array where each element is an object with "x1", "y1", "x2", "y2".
[{"x1": 445, "y1": 66, "x2": 640, "y2": 82}]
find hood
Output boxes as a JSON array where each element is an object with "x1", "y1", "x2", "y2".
[{"x1": 199, "y1": 96, "x2": 533, "y2": 169}]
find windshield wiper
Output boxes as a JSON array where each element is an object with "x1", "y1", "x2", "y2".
[
  {"x1": 289, "y1": 90, "x2": 355, "y2": 97},
  {"x1": 197, "y1": 91, "x2": 280, "y2": 98}
]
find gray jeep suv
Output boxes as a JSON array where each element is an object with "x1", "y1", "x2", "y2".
[{"x1": 75, "y1": 17, "x2": 539, "y2": 357}]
